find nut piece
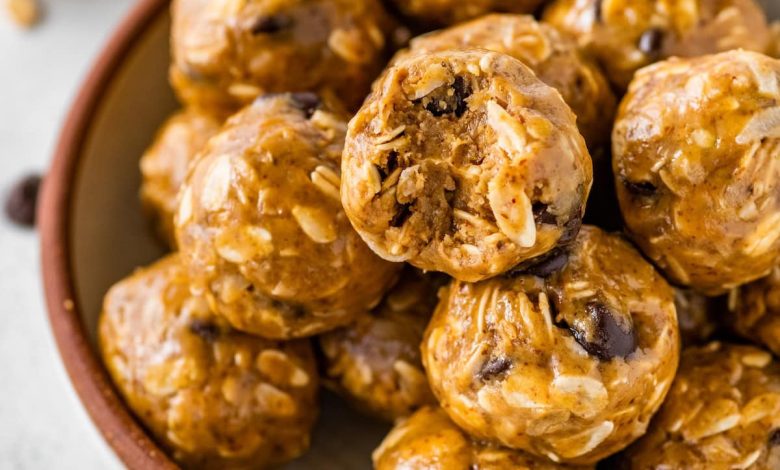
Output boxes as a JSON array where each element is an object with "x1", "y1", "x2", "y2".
[
  {"x1": 98, "y1": 255, "x2": 319, "y2": 468},
  {"x1": 544, "y1": 0, "x2": 773, "y2": 89},
  {"x1": 176, "y1": 94, "x2": 400, "y2": 339},
  {"x1": 170, "y1": 0, "x2": 404, "y2": 112},
  {"x1": 422, "y1": 226, "x2": 679, "y2": 464},
  {"x1": 342, "y1": 49, "x2": 592, "y2": 282},
  {"x1": 400, "y1": 14, "x2": 616, "y2": 150},
  {"x1": 319, "y1": 269, "x2": 443, "y2": 421},
  {"x1": 612, "y1": 51, "x2": 780, "y2": 294},
  {"x1": 373, "y1": 407, "x2": 592, "y2": 470},
  {"x1": 140, "y1": 108, "x2": 222, "y2": 247},
  {"x1": 620, "y1": 342, "x2": 780, "y2": 469}
]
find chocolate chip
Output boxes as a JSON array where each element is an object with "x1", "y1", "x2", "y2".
[
  {"x1": 452, "y1": 76, "x2": 471, "y2": 118},
  {"x1": 250, "y1": 14, "x2": 293, "y2": 35},
  {"x1": 525, "y1": 250, "x2": 570, "y2": 278},
  {"x1": 189, "y1": 319, "x2": 221, "y2": 342},
  {"x1": 390, "y1": 203, "x2": 412, "y2": 227},
  {"x1": 571, "y1": 302, "x2": 636, "y2": 360},
  {"x1": 623, "y1": 179, "x2": 657, "y2": 197},
  {"x1": 289, "y1": 92, "x2": 321, "y2": 118},
  {"x1": 638, "y1": 28, "x2": 664, "y2": 58},
  {"x1": 770, "y1": 429, "x2": 780, "y2": 446},
  {"x1": 558, "y1": 215, "x2": 582, "y2": 245},
  {"x1": 477, "y1": 357, "x2": 512, "y2": 381},
  {"x1": 420, "y1": 76, "x2": 472, "y2": 118},
  {"x1": 532, "y1": 202, "x2": 558, "y2": 225},
  {"x1": 5, "y1": 174, "x2": 42, "y2": 228},
  {"x1": 386, "y1": 151, "x2": 399, "y2": 174}
]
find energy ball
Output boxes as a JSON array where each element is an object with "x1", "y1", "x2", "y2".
[
  {"x1": 613, "y1": 51, "x2": 780, "y2": 294},
  {"x1": 674, "y1": 288, "x2": 719, "y2": 346},
  {"x1": 99, "y1": 255, "x2": 318, "y2": 468},
  {"x1": 170, "y1": 0, "x2": 402, "y2": 112},
  {"x1": 318, "y1": 269, "x2": 441, "y2": 421},
  {"x1": 140, "y1": 108, "x2": 222, "y2": 247},
  {"x1": 544, "y1": 0, "x2": 772, "y2": 89},
  {"x1": 730, "y1": 267, "x2": 780, "y2": 356},
  {"x1": 373, "y1": 407, "x2": 592, "y2": 470},
  {"x1": 387, "y1": 0, "x2": 544, "y2": 27},
  {"x1": 342, "y1": 50, "x2": 593, "y2": 282},
  {"x1": 620, "y1": 342, "x2": 780, "y2": 469},
  {"x1": 176, "y1": 93, "x2": 400, "y2": 339},
  {"x1": 402, "y1": 14, "x2": 616, "y2": 150},
  {"x1": 422, "y1": 226, "x2": 679, "y2": 464}
]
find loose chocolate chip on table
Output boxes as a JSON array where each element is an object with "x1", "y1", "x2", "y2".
[
  {"x1": 571, "y1": 302, "x2": 637, "y2": 360},
  {"x1": 189, "y1": 319, "x2": 221, "y2": 342},
  {"x1": 289, "y1": 92, "x2": 321, "y2": 118},
  {"x1": 250, "y1": 14, "x2": 293, "y2": 35},
  {"x1": 5, "y1": 173, "x2": 42, "y2": 228},
  {"x1": 637, "y1": 28, "x2": 664, "y2": 58},
  {"x1": 477, "y1": 357, "x2": 512, "y2": 381}
]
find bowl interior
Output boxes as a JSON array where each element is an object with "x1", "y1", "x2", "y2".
[
  {"x1": 64, "y1": 1, "x2": 780, "y2": 468},
  {"x1": 69, "y1": 10, "x2": 388, "y2": 469}
]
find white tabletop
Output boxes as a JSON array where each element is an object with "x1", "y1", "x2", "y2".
[{"x1": 0, "y1": 1, "x2": 133, "y2": 468}]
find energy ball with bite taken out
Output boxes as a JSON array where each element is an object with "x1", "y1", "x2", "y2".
[
  {"x1": 319, "y1": 268, "x2": 442, "y2": 421},
  {"x1": 730, "y1": 266, "x2": 780, "y2": 357},
  {"x1": 140, "y1": 108, "x2": 222, "y2": 247},
  {"x1": 342, "y1": 50, "x2": 592, "y2": 282},
  {"x1": 170, "y1": 0, "x2": 403, "y2": 112},
  {"x1": 373, "y1": 406, "x2": 592, "y2": 470},
  {"x1": 176, "y1": 93, "x2": 400, "y2": 339},
  {"x1": 619, "y1": 342, "x2": 780, "y2": 469},
  {"x1": 401, "y1": 14, "x2": 616, "y2": 150},
  {"x1": 99, "y1": 255, "x2": 318, "y2": 468},
  {"x1": 613, "y1": 51, "x2": 780, "y2": 295},
  {"x1": 544, "y1": 0, "x2": 772, "y2": 89},
  {"x1": 422, "y1": 226, "x2": 679, "y2": 464},
  {"x1": 387, "y1": 0, "x2": 544, "y2": 27}
]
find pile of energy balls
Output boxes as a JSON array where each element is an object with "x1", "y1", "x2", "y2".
[{"x1": 98, "y1": 0, "x2": 780, "y2": 468}]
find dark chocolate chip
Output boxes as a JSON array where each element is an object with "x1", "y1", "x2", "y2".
[
  {"x1": 250, "y1": 14, "x2": 293, "y2": 34},
  {"x1": 532, "y1": 202, "x2": 558, "y2": 225},
  {"x1": 477, "y1": 357, "x2": 512, "y2": 381},
  {"x1": 525, "y1": 250, "x2": 570, "y2": 278},
  {"x1": 558, "y1": 215, "x2": 582, "y2": 245},
  {"x1": 386, "y1": 151, "x2": 399, "y2": 174},
  {"x1": 189, "y1": 319, "x2": 221, "y2": 342},
  {"x1": 623, "y1": 179, "x2": 657, "y2": 197},
  {"x1": 638, "y1": 28, "x2": 664, "y2": 58},
  {"x1": 571, "y1": 302, "x2": 636, "y2": 360},
  {"x1": 289, "y1": 92, "x2": 321, "y2": 118},
  {"x1": 452, "y1": 76, "x2": 471, "y2": 118},
  {"x1": 5, "y1": 174, "x2": 42, "y2": 228},
  {"x1": 390, "y1": 203, "x2": 413, "y2": 227},
  {"x1": 770, "y1": 429, "x2": 780, "y2": 446},
  {"x1": 420, "y1": 76, "x2": 472, "y2": 118}
]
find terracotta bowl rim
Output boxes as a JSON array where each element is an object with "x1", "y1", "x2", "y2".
[{"x1": 39, "y1": 0, "x2": 177, "y2": 468}]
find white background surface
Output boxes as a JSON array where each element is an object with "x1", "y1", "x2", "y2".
[{"x1": 0, "y1": 1, "x2": 132, "y2": 468}]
